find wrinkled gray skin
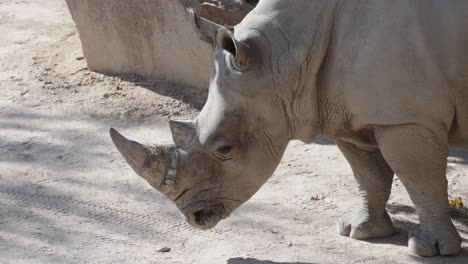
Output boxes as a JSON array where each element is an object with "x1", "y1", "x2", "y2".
[{"x1": 111, "y1": 0, "x2": 468, "y2": 257}]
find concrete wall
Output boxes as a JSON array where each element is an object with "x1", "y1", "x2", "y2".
[
  {"x1": 178, "y1": 0, "x2": 253, "y2": 26},
  {"x1": 66, "y1": 0, "x2": 214, "y2": 90}
]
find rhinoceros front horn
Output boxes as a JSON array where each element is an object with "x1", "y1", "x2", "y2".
[
  {"x1": 109, "y1": 128, "x2": 149, "y2": 175},
  {"x1": 109, "y1": 128, "x2": 177, "y2": 194}
]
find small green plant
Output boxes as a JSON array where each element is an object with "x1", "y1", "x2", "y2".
[{"x1": 449, "y1": 197, "x2": 468, "y2": 218}]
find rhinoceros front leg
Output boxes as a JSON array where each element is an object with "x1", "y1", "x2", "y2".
[
  {"x1": 375, "y1": 124, "x2": 462, "y2": 257},
  {"x1": 336, "y1": 140, "x2": 395, "y2": 239}
]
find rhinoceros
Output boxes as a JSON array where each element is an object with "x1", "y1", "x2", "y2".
[{"x1": 110, "y1": 0, "x2": 468, "y2": 257}]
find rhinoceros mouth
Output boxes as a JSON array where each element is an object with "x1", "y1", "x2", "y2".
[
  {"x1": 191, "y1": 207, "x2": 222, "y2": 229},
  {"x1": 185, "y1": 201, "x2": 226, "y2": 230}
]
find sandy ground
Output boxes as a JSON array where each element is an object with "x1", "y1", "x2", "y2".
[{"x1": 0, "y1": 1, "x2": 467, "y2": 263}]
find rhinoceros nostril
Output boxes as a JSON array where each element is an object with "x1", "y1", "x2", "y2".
[
  {"x1": 193, "y1": 209, "x2": 205, "y2": 225},
  {"x1": 193, "y1": 208, "x2": 215, "y2": 226}
]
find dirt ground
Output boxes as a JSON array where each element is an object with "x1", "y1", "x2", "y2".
[{"x1": 0, "y1": 1, "x2": 467, "y2": 263}]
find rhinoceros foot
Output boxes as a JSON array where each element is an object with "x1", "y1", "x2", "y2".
[
  {"x1": 408, "y1": 218, "x2": 462, "y2": 257},
  {"x1": 337, "y1": 208, "x2": 394, "y2": 240}
]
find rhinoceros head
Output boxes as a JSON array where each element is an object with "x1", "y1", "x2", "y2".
[{"x1": 110, "y1": 8, "x2": 295, "y2": 229}]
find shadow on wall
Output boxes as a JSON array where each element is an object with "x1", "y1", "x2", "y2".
[
  {"x1": 113, "y1": 73, "x2": 207, "y2": 111},
  {"x1": 227, "y1": 258, "x2": 316, "y2": 264}
]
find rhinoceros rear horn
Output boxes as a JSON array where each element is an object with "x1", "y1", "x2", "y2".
[
  {"x1": 109, "y1": 128, "x2": 150, "y2": 176},
  {"x1": 169, "y1": 120, "x2": 198, "y2": 149}
]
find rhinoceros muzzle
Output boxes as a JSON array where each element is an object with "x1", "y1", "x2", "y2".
[
  {"x1": 185, "y1": 201, "x2": 225, "y2": 230},
  {"x1": 110, "y1": 126, "x2": 228, "y2": 230}
]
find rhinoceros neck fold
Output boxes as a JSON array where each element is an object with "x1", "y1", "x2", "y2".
[
  {"x1": 143, "y1": 144, "x2": 177, "y2": 188},
  {"x1": 158, "y1": 148, "x2": 180, "y2": 186}
]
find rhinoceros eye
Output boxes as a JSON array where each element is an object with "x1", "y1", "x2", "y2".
[
  {"x1": 214, "y1": 144, "x2": 237, "y2": 161},
  {"x1": 217, "y1": 145, "x2": 233, "y2": 154}
]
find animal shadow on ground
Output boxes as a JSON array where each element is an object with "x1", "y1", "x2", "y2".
[
  {"x1": 227, "y1": 258, "x2": 316, "y2": 264},
  {"x1": 313, "y1": 136, "x2": 335, "y2": 145},
  {"x1": 408, "y1": 248, "x2": 468, "y2": 264},
  {"x1": 366, "y1": 203, "x2": 468, "y2": 263},
  {"x1": 449, "y1": 147, "x2": 468, "y2": 165}
]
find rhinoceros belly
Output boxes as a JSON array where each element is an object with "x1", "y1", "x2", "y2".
[{"x1": 449, "y1": 87, "x2": 468, "y2": 148}]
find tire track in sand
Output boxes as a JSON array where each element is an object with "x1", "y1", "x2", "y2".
[{"x1": 0, "y1": 187, "x2": 224, "y2": 246}]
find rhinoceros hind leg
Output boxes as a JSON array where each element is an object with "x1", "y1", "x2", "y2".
[
  {"x1": 408, "y1": 220, "x2": 462, "y2": 257},
  {"x1": 336, "y1": 140, "x2": 395, "y2": 239},
  {"x1": 375, "y1": 124, "x2": 462, "y2": 256}
]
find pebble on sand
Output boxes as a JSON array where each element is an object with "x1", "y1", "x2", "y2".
[{"x1": 158, "y1": 247, "x2": 171, "y2": 253}]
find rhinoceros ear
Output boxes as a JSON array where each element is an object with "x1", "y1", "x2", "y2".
[
  {"x1": 217, "y1": 27, "x2": 256, "y2": 70},
  {"x1": 185, "y1": 6, "x2": 222, "y2": 47},
  {"x1": 169, "y1": 120, "x2": 198, "y2": 149}
]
